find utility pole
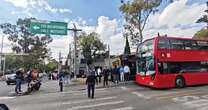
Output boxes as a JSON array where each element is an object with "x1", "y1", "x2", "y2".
[
  {"x1": 58, "y1": 51, "x2": 62, "y2": 75},
  {"x1": 0, "y1": 34, "x2": 4, "y2": 76},
  {"x1": 108, "y1": 45, "x2": 111, "y2": 69},
  {"x1": 68, "y1": 24, "x2": 82, "y2": 79}
]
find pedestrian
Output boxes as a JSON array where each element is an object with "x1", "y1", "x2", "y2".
[
  {"x1": 119, "y1": 65, "x2": 125, "y2": 82},
  {"x1": 63, "y1": 70, "x2": 69, "y2": 85},
  {"x1": 113, "y1": 65, "x2": 119, "y2": 84},
  {"x1": 26, "y1": 70, "x2": 32, "y2": 87},
  {"x1": 59, "y1": 71, "x2": 64, "y2": 92},
  {"x1": 15, "y1": 68, "x2": 24, "y2": 94},
  {"x1": 124, "y1": 64, "x2": 130, "y2": 81},
  {"x1": 103, "y1": 67, "x2": 109, "y2": 87},
  {"x1": 86, "y1": 66, "x2": 97, "y2": 99},
  {"x1": 97, "y1": 67, "x2": 102, "y2": 83}
]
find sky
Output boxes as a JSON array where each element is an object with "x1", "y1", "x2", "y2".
[{"x1": 0, "y1": 0, "x2": 207, "y2": 60}]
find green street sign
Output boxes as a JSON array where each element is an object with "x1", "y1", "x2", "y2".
[{"x1": 30, "y1": 21, "x2": 68, "y2": 35}]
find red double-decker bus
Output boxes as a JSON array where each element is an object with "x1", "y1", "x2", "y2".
[{"x1": 135, "y1": 36, "x2": 208, "y2": 88}]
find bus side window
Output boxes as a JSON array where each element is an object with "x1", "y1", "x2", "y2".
[
  {"x1": 158, "y1": 62, "x2": 163, "y2": 74},
  {"x1": 170, "y1": 39, "x2": 184, "y2": 50},
  {"x1": 197, "y1": 41, "x2": 208, "y2": 50}
]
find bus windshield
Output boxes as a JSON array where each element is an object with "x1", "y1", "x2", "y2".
[{"x1": 137, "y1": 39, "x2": 155, "y2": 76}]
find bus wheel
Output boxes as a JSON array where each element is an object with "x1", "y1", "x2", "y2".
[{"x1": 175, "y1": 76, "x2": 185, "y2": 88}]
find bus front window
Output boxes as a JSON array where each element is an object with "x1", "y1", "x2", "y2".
[{"x1": 137, "y1": 39, "x2": 155, "y2": 76}]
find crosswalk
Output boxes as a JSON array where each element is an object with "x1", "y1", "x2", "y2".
[
  {"x1": 172, "y1": 95, "x2": 208, "y2": 110},
  {"x1": 60, "y1": 88, "x2": 135, "y2": 110}
]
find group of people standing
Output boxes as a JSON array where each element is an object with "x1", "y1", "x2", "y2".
[
  {"x1": 85, "y1": 64, "x2": 131, "y2": 99},
  {"x1": 112, "y1": 64, "x2": 130, "y2": 84}
]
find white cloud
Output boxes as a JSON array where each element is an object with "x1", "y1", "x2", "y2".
[
  {"x1": 62, "y1": 16, "x2": 124, "y2": 57},
  {"x1": 5, "y1": 0, "x2": 72, "y2": 14},
  {"x1": 145, "y1": 0, "x2": 206, "y2": 40},
  {"x1": 5, "y1": 0, "x2": 28, "y2": 8},
  {"x1": 48, "y1": 36, "x2": 73, "y2": 60},
  {"x1": 158, "y1": 0, "x2": 206, "y2": 28}
]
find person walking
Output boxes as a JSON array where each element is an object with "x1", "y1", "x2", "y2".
[
  {"x1": 119, "y1": 65, "x2": 125, "y2": 82},
  {"x1": 86, "y1": 67, "x2": 97, "y2": 99},
  {"x1": 15, "y1": 68, "x2": 24, "y2": 94},
  {"x1": 59, "y1": 71, "x2": 64, "y2": 92},
  {"x1": 124, "y1": 64, "x2": 130, "y2": 81},
  {"x1": 103, "y1": 68, "x2": 109, "y2": 87}
]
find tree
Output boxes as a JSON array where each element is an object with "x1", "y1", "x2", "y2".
[
  {"x1": 120, "y1": 0, "x2": 159, "y2": 44},
  {"x1": 196, "y1": 1, "x2": 208, "y2": 29},
  {"x1": 193, "y1": 29, "x2": 208, "y2": 40},
  {"x1": 124, "y1": 35, "x2": 131, "y2": 55},
  {"x1": 120, "y1": 0, "x2": 172, "y2": 44},
  {"x1": 46, "y1": 59, "x2": 58, "y2": 72},
  {"x1": 79, "y1": 32, "x2": 106, "y2": 65},
  {"x1": 0, "y1": 18, "x2": 53, "y2": 70},
  {"x1": 194, "y1": 2, "x2": 208, "y2": 39}
]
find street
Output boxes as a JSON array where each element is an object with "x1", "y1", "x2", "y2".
[{"x1": 1, "y1": 79, "x2": 208, "y2": 110}]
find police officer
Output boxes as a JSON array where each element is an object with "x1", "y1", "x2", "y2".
[{"x1": 86, "y1": 66, "x2": 97, "y2": 99}]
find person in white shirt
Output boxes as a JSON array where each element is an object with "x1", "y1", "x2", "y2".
[
  {"x1": 124, "y1": 65, "x2": 130, "y2": 81},
  {"x1": 97, "y1": 67, "x2": 102, "y2": 83}
]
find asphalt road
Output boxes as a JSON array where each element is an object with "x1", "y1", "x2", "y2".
[
  {"x1": 1, "y1": 80, "x2": 208, "y2": 110},
  {"x1": 0, "y1": 81, "x2": 15, "y2": 97}
]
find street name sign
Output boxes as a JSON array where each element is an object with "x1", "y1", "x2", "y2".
[{"x1": 30, "y1": 20, "x2": 68, "y2": 35}]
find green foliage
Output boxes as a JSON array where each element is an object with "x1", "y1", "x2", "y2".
[
  {"x1": 46, "y1": 59, "x2": 58, "y2": 72},
  {"x1": 0, "y1": 18, "x2": 53, "y2": 70},
  {"x1": 5, "y1": 55, "x2": 22, "y2": 71},
  {"x1": 196, "y1": 15, "x2": 208, "y2": 24},
  {"x1": 194, "y1": 29, "x2": 208, "y2": 40},
  {"x1": 79, "y1": 32, "x2": 106, "y2": 65},
  {"x1": 124, "y1": 36, "x2": 131, "y2": 54},
  {"x1": 120, "y1": 0, "x2": 162, "y2": 44}
]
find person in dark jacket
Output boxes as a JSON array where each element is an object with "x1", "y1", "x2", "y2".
[
  {"x1": 59, "y1": 71, "x2": 64, "y2": 92},
  {"x1": 15, "y1": 68, "x2": 24, "y2": 94},
  {"x1": 86, "y1": 67, "x2": 97, "y2": 99},
  {"x1": 103, "y1": 68, "x2": 109, "y2": 87}
]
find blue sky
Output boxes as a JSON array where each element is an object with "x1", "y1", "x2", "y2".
[{"x1": 0, "y1": 0, "x2": 207, "y2": 59}]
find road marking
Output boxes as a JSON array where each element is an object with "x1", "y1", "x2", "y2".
[
  {"x1": 172, "y1": 95, "x2": 200, "y2": 102},
  {"x1": 63, "y1": 88, "x2": 107, "y2": 94},
  {"x1": 62, "y1": 96, "x2": 117, "y2": 105},
  {"x1": 0, "y1": 96, "x2": 15, "y2": 100},
  {"x1": 183, "y1": 99, "x2": 208, "y2": 108},
  {"x1": 72, "y1": 90, "x2": 108, "y2": 96},
  {"x1": 110, "y1": 107, "x2": 134, "y2": 110},
  {"x1": 200, "y1": 106, "x2": 208, "y2": 110},
  {"x1": 157, "y1": 91, "x2": 205, "y2": 100},
  {"x1": 120, "y1": 87, "x2": 128, "y2": 90},
  {"x1": 131, "y1": 92, "x2": 148, "y2": 99},
  {"x1": 66, "y1": 100, "x2": 124, "y2": 110}
]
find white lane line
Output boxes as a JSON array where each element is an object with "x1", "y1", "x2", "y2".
[
  {"x1": 110, "y1": 107, "x2": 134, "y2": 110},
  {"x1": 63, "y1": 88, "x2": 106, "y2": 94},
  {"x1": 73, "y1": 90, "x2": 108, "y2": 96},
  {"x1": 62, "y1": 96, "x2": 117, "y2": 105},
  {"x1": 131, "y1": 91, "x2": 149, "y2": 99},
  {"x1": 183, "y1": 99, "x2": 208, "y2": 108},
  {"x1": 66, "y1": 100, "x2": 124, "y2": 110},
  {"x1": 0, "y1": 96, "x2": 16, "y2": 100},
  {"x1": 200, "y1": 106, "x2": 208, "y2": 110},
  {"x1": 120, "y1": 87, "x2": 128, "y2": 90}
]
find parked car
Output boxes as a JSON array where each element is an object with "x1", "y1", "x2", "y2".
[{"x1": 5, "y1": 73, "x2": 16, "y2": 85}]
